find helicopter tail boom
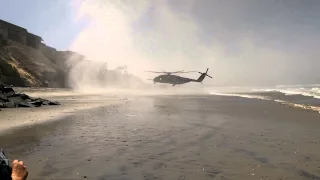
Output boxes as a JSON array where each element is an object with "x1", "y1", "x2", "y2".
[{"x1": 195, "y1": 68, "x2": 212, "y2": 82}]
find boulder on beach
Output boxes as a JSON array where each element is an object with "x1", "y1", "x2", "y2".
[
  {"x1": 0, "y1": 85, "x2": 60, "y2": 108},
  {"x1": 2, "y1": 101, "x2": 15, "y2": 108},
  {"x1": 0, "y1": 93, "x2": 7, "y2": 102},
  {"x1": 1, "y1": 86, "x2": 15, "y2": 97}
]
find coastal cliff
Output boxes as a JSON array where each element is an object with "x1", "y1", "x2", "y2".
[
  {"x1": 0, "y1": 19, "x2": 73, "y2": 87},
  {"x1": 0, "y1": 19, "x2": 144, "y2": 88}
]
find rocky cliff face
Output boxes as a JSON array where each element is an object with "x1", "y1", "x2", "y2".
[
  {"x1": 0, "y1": 38, "x2": 68, "y2": 87},
  {"x1": 0, "y1": 19, "x2": 78, "y2": 87},
  {"x1": 0, "y1": 37, "x2": 145, "y2": 89},
  {"x1": 0, "y1": 19, "x2": 144, "y2": 89}
]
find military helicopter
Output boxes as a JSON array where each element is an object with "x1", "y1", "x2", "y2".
[{"x1": 146, "y1": 68, "x2": 212, "y2": 86}]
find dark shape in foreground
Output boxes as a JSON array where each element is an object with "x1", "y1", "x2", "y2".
[
  {"x1": 146, "y1": 68, "x2": 212, "y2": 86},
  {"x1": 0, "y1": 85, "x2": 60, "y2": 108},
  {"x1": 0, "y1": 149, "x2": 12, "y2": 180}
]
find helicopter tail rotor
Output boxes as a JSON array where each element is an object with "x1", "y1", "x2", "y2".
[{"x1": 196, "y1": 68, "x2": 212, "y2": 82}]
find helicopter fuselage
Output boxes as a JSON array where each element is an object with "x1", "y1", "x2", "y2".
[
  {"x1": 153, "y1": 74, "x2": 196, "y2": 85},
  {"x1": 148, "y1": 68, "x2": 211, "y2": 86}
]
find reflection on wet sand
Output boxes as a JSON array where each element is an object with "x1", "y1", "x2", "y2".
[{"x1": 1, "y1": 95, "x2": 320, "y2": 180}]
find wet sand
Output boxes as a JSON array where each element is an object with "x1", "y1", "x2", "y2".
[
  {"x1": 0, "y1": 93, "x2": 122, "y2": 134},
  {"x1": 1, "y1": 95, "x2": 320, "y2": 180}
]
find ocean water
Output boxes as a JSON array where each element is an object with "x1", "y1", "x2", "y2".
[{"x1": 210, "y1": 84, "x2": 320, "y2": 113}]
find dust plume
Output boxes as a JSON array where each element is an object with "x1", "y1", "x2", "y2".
[
  {"x1": 65, "y1": 0, "x2": 216, "y2": 93},
  {"x1": 66, "y1": 0, "x2": 320, "y2": 92}
]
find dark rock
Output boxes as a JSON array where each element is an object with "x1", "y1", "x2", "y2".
[
  {"x1": 2, "y1": 87, "x2": 15, "y2": 97},
  {"x1": 19, "y1": 93, "x2": 31, "y2": 100},
  {"x1": 49, "y1": 101, "x2": 60, "y2": 105},
  {"x1": 29, "y1": 101, "x2": 42, "y2": 107},
  {"x1": 4, "y1": 92, "x2": 14, "y2": 97},
  {"x1": 33, "y1": 98, "x2": 43, "y2": 103},
  {"x1": 0, "y1": 93, "x2": 8, "y2": 102},
  {"x1": 0, "y1": 98, "x2": 6, "y2": 104},
  {"x1": 0, "y1": 86, "x2": 60, "y2": 108},
  {"x1": 42, "y1": 100, "x2": 50, "y2": 105},
  {"x1": 18, "y1": 102, "x2": 34, "y2": 108},
  {"x1": 8, "y1": 96, "x2": 24, "y2": 106},
  {"x1": 3, "y1": 101, "x2": 15, "y2": 108},
  {"x1": 24, "y1": 98, "x2": 32, "y2": 102}
]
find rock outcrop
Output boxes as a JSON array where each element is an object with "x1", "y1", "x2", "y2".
[{"x1": 0, "y1": 84, "x2": 59, "y2": 108}]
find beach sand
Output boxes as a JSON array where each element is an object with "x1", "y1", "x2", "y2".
[
  {"x1": 1, "y1": 95, "x2": 320, "y2": 180},
  {"x1": 0, "y1": 92, "x2": 123, "y2": 134}
]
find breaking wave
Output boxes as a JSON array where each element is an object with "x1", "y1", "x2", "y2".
[
  {"x1": 210, "y1": 84, "x2": 320, "y2": 113},
  {"x1": 252, "y1": 85, "x2": 320, "y2": 99}
]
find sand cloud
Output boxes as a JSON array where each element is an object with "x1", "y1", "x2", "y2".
[{"x1": 67, "y1": 0, "x2": 320, "y2": 89}]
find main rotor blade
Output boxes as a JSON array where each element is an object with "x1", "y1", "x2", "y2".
[
  {"x1": 146, "y1": 70, "x2": 197, "y2": 74},
  {"x1": 206, "y1": 74, "x2": 213, "y2": 78},
  {"x1": 173, "y1": 71, "x2": 197, "y2": 73},
  {"x1": 145, "y1": 71, "x2": 165, "y2": 73}
]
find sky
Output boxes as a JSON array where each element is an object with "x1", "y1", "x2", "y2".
[
  {"x1": 0, "y1": 0, "x2": 319, "y2": 87},
  {"x1": 0, "y1": 0, "x2": 88, "y2": 49}
]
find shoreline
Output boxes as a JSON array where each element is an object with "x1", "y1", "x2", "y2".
[
  {"x1": 210, "y1": 92, "x2": 320, "y2": 114},
  {"x1": 1, "y1": 93, "x2": 319, "y2": 136},
  {"x1": 0, "y1": 95, "x2": 122, "y2": 135}
]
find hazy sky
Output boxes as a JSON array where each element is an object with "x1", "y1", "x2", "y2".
[
  {"x1": 0, "y1": 0, "x2": 88, "y2": 49},
  {"x1": 0, "y1": 0, "x2": 319, "y2": 86}
]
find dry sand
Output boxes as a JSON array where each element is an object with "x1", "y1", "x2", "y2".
[{"x1": 1, "y1": 95, "x2": 320, "y2": 180}]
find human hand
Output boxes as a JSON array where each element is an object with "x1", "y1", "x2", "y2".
[{"x1": 11, "y1": 160, "x2": 28, "y2": 180}]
